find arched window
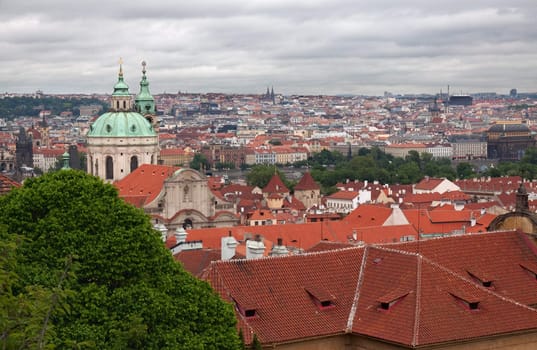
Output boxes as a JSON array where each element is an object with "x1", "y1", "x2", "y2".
[
  {"x1": 116, "y1": 101, "x2": 120, "y2": 110},
  {"x1": 105, "y1": 156, "x2": 114, "y2": 180},
  {"x1": 130, "y1": 156, "x2": 138, "y2": 172},
  {"x1": 94, "y1": 159, "x2": 98, "y2": 176},
  {"x1": 123, "y1": 101, "x2": 126, "y2": 109},
  {"x1": 151, "y1": 155, "x2": 154, "y2": 164},
  {"x1": 183, "y1": 218, "x2": 193, "y2": 230}
]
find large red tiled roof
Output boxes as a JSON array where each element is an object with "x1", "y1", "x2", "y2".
[
  {"x1": 206, "y1": 231, "x2": 537, "y2": 346},
  {"x1": 115, "y1": 164, "x2": 179, "y2": 207}
]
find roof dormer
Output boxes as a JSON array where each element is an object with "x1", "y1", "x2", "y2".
[
  {"x1": 376, "y1": 289, "x2": 409, "y2": 311},
  {"x1": 305, "y1": 285, "x2": 335, "y2": 310}
]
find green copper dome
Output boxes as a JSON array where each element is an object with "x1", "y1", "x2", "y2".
[{"x1": 88, "y1": 112, "x2": 156, "y2": 137}]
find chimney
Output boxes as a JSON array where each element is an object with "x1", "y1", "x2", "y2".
[
  {"x1": 246, "y1": 234, "x2": 265, "y2": 259},
  {"x1": 221, "y1": 231, "x2": 238, "y2": 260},
  {"x1": 470, "y1": 213, "x2": 476, "y2": 227},
  {"x1": 174, "y1": 226, "x2": 188, "y2": 244},
  {"x1": 480, "y1": 207, "x2": 486, "y2": 215},
  {"x1": 154, "y1": 223, "x2": 168, "y2": 242},
  {"x1": 270, "y1": 237, "x2": 289, "y2": 257}
]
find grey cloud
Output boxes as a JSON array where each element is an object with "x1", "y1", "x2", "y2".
[{"x1": 0, "y1": 0, "x2": 536, "y2": 95}]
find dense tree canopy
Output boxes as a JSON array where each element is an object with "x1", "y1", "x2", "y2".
[
  {"x1": 0, "y1": 171, "x2": 240, "y2": 349},
  {"x1": 246, "y1": 164, "x2": 292, "y2": 190}
]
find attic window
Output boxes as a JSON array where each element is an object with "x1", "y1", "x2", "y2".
[
  {"x1": 305, "y1": 286, "x2": 335, "y2": 310},
  {"x1": 232, "y1": 297, "x2": 257, "y2": 318},
  {"x1": 467, "y1": 269, "x2": 494, "y2": 288},
  {"x1": 376, "y1": 290, "x2": 409, "y2": 311},
  {"x1": 450, "y1": 291, "x2": 480, "y2": 311},
  {"x1": 520, "y1": 262, "x2": 537, "y2": 280}
]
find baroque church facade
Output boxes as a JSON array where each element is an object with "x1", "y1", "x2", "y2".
[{"x1": 87, "y1": 62, "x2": 159, "y2": 182}]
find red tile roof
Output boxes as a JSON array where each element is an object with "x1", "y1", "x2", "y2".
[
  {"x1": 0, "y1": 174, "x2": 20, "y2": 195},
  {"x1": 294, "y1": 172, "x2": 320, "y2": 191},
  {"x1": 115, "y1": 164, "x2": 179, "y2": 207},
  {"x1": 262, "y1": 173, "x2": 289, "y2": 194},
  {"x1": 327, "y1": 190, "x2": 359, "y2": 200},
  {"x1": 414, "y1": 177, "x2": 445, "y2": 191},
  {"x1": 206, "y1": 231, "x2": 537, "y2": 346}
]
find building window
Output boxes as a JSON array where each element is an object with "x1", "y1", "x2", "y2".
[
  {"x1": 130, "y1": 156, "x2": 138, "y2": 172},
  {"x1": 105, "y1": 156, "x2": 114, "y2": 180}
]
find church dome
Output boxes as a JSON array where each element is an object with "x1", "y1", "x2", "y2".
[{"x1": 88, "y1": 111, "x2": 155, "y2": 137}]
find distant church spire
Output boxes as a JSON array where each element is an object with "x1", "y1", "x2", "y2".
[
  {"x1": 111, "y1": 58, "x2": 132, "y2": 111},
  {"x1": 135, "y1": 60, "x2": 156, "y2": 116}
]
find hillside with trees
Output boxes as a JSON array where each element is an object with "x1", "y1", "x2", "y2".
[{"x1": 0, "y1": 96, "x2": 107, "y2": 120}]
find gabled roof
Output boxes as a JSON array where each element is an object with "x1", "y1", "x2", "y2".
[
  {"x1": 263, "y1": 173, "x2": 289, "y2": 194},
  {"x1": 414, "y1": 177, "x2": 445, "y2": 191},
  {"x1": 327, "y1": 190, "x2": 359, "y2": 200},
  {"x1": 115, "y1": 164, "x2": 179, "y2": 207},
  {"x1": 343, "y1": 204, "x2": 393, "y2": 226},
  {"x1": 294, "y1": 172, "x2": 320, "y2": 191},
  {"x1": 206, "y1": 231, "x2": 537, "y2": 347}
]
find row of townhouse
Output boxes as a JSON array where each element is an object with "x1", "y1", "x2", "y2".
[
  {"x1": 245, "y1": 146, "x2": 309, "y2": 165},
  {"x1": 383, "y1": 141, "x2": 487, "y2": 159}
]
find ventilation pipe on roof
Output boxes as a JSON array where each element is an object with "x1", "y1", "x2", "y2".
[{"x1": 221, "y1": 231, "x2": 238, "y2": 261}]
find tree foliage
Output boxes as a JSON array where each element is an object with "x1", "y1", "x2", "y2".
[
  {"x1": 0, "y1": 171, "x2": 240, "y2": 349},
  {"x1": 189, "y1": 153, "x2": 210, "y2": 172},
  {"x1": 246, "y1": 164, "x2": 295, "y2": 191},
  {"x1": 0, "y1": 96, "x2": 107, "y2": 120}
]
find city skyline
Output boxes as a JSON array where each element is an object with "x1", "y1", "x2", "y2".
[{"x1": 1, "y1": 0, "x2": 536, "y2": 96}]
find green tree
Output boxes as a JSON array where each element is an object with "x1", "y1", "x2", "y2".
[
  {"x1": 0, "y1": 171, "x2": 240, "y2": 349},
  {"x1": 189, "y1": 153, "x2": 210, "y2": 172},
  {"x1": 246, "y1": 165, "x2": 288, "y2": 189},
  {"x1": 456, "y1": 162, "x2": 476, "y2": 179},
  {"x1": 250, "y1": 334, "x2": 262, "y2": 350},
  {"x1": 522, "y1": 147, "x2": 537, "y2": 165}
]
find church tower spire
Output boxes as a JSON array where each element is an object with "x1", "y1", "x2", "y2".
[
  {"x1": 111, "y1": 58, "x2": 132, "y2": 112},
  {"x1": 135, "y1": 60, "x2": 156, "y2": 116}
]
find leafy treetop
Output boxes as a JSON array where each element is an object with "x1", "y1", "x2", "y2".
[{"x1": 0, "y1": 170, "x2": 240, "y2": 349}]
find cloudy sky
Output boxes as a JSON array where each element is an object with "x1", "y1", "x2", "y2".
[{"x1": 1, "y1": 0, "x2": 536, "y2": 96}]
